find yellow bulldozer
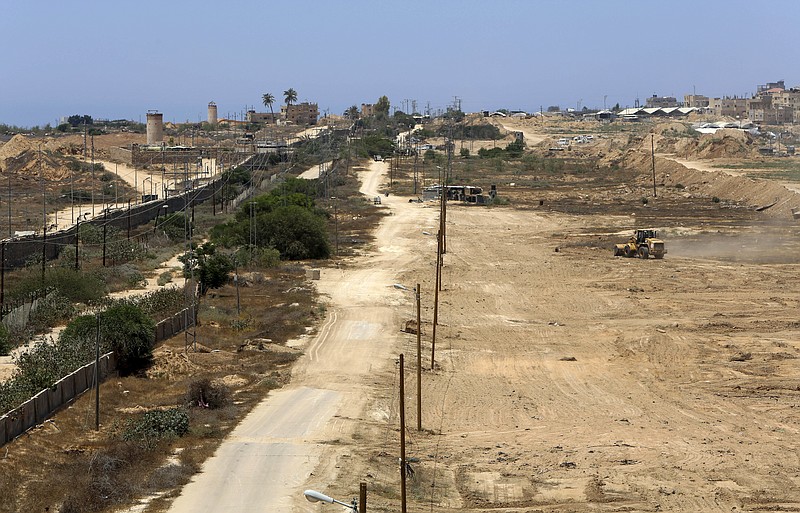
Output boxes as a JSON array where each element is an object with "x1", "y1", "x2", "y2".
[{"x1": 613, "y1": 229, "x2": 666, "y2": 259}]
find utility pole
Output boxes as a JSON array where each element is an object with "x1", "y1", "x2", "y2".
[
  {"x1": 7, "y1": 173, "x2": 11, "y2": 238},
  {"x1": 432, "y1": 230, "x2": 441, "y2": 370},
  {"x1": 102, "y1": 224, "x2": 107, "y2": 267},
  {"x1": 75, "y1": 220, "x2": 80, "y2": 270},
  {"x1": 359, "y1": 482, "x2": 367, "y2": 513},
  {"x1": 91, "y1": 135, "x2": 95, "y2": 217},
  {"x1": 94, "y1": 313, "x2": 101, "y2": 431},
  {"x1": 413, "y1": 151, "x2": 418, "y2": 195},
  {"x1": 399, "y1": 353, "x2": 407, "y2": 513},
  {"x1": 0, "y1": 242, "x2": 5, "y2": 310},
  {"x1": 416, "y1": 284, "x2": 422, "y2": 431},
  {"x1": 40, "y1": 143, "x2": 46, "y2": 284}
]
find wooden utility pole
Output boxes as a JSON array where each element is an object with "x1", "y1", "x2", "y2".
[
  {"x1": 94, "y1": 313, "x2": 101, "y2": 431},
  {"x1": 416, "y1": 283, "x2": 422, "y2": 431},
  {"x1": 399, "y1": 353, "x2": 407, "y2": 513},
  {"x1": 432, "y1": 231, "x2": 441, "y2": 370},
  {"x1": 40, "y1": 144, "x2": 46, "y2": 284},
  {"x1": 102, "y1": 224, "x2": 107, "y2": 267},
  {"x1": 359, "y1": 482, "x2": 367, "y2": 513},
  {"x1": 0, "y1": 242, "x2": 5, "y2": 310},
  {"x1": 75, "y1": 220, "x2": 80, "y2": 270}
]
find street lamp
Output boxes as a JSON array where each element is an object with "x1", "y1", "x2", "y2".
[{"x1": 303, "y1": 489, "x2": 357, "y2": 512}]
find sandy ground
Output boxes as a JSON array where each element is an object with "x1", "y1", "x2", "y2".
[
  {"x1": 161, "y1": 152, "x2": 800, "y2": 511},
  {"x1": 297, "y1": 161, "x2": 333, "y2": 180},
  {"x1": 496, "y1": 118, "x2": 549, "y2": 145}
]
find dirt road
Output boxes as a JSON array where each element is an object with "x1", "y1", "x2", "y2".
[
  {"x1": 496, "y1": 118, "x2": 548, "y2": 145},
  {"x1": 164, "y1": 149, "x2": 800, "y2": 512},
  {"x1": 167, "y1": 160, "x2": 438, "y2": 512}
]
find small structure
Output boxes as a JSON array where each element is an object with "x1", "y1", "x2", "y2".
[
  {"x1": 146, "y1": 111, "x2": 164, "y2": 144},
  {"x1": 207, "y1": 102, "x2": 218, "y2": 124},
  {"x1": 422, "y1": 184, "x2": 490, "y2": 205}
]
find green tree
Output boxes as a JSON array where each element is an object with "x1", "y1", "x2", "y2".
[
  {"x1": 345, "y1": 105, "x2": 359, "y2": 120},
  {"x1": 59, "y1": 304, "x2": 156, "y2": 375},
  {"x1": 67, "y1": 114, "x2": 93, "y2": 126},
  {"x1": 258, "y1": 205, "x2": 330, "y2": 260},
  {"x1": 262, "y1": 92, "x2": 276, "y2": 123},
  {"x1": 180, "y1": 242, "x2": 234, "y2": 295},
  {"x1": 375, "y1": 95, "x2": 390, "y2": 115},
  {"x1": 394, "y1": 111, "x2": 415, "y2": 129}
]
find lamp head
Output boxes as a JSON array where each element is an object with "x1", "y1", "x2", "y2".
[{"x1": 304, "y1": 490, "x2": 334, "y2": 504}]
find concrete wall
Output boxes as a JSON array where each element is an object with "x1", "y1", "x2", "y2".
[
  {"x1": 0, "y1": 352, "x2": 116, "y2": 446},
  {"x1": 0, "y1": 304, "x2": 197, "y2": 446}
]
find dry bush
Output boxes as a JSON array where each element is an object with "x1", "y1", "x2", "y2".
[{"x1": 185, "y1": 377, "x2": 232, "y2": 409}]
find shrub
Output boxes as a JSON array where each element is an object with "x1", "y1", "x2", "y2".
[
  {"x1": 159, "y1": 213, "x2": 191, "y2": 241},
  {"x1": 100, "y1": 287, "x2": 186, "y2": 320},
  {"x1": 712, "y1": 196, "x2": 721, "y2": 203},
  {"x1": 102, "y1": 304, "x2": 156, "y2": 374},
  {"x1": 27, "y1": 293, "x2": 75, "y2": 333},
  {"x1": 186, "y1": 378, "x2": 232, "y2": 409},
  {"x1": 180, "y1": 242, "x2": 234, "y2": 295},
  {"x1": 7, "y1": 267, "x2": 105, "y2": 304},
  {"x1": 157, "y1": 270, "x2": 173, "y2": 286},
  {"x1": 60, "y1": 304, "x2": 156, "y2": 375},
  {"x1": 258, "y1": 205, "x2": 331, "y2": 260},
  {"x1": 122, "y1": 408, "x2": 189, "y2": 449},
  {"x1": 102, "y1": 263, "x2": 145, "y2": 289}
]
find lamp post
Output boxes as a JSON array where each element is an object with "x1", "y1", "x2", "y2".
[{"x1": 304, "y1": 489, "x2": 359, "y2": 512}]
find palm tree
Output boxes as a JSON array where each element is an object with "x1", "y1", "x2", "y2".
[
  {"x1": 283, "y1": 88, "x2": 298, "y2": 120},
  {"x1": 262, "y1": 93, "x2": 275, "y2": 123}
]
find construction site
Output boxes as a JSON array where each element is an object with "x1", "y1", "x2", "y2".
[{"x1": 2, "y1": 108, "x2": 800, "y2": 513}]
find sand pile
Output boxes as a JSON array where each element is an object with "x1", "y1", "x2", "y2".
[
  {"x1": 0, "y1": 135, "x2": 70, "y2": 180},
  {"x1": 677, "y1": 128, "x2": 753, "y2": 159}
]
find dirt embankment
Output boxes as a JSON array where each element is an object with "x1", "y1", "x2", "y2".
[{"x1": 613, "y1": 149, "x2": 800, "y2": 217}]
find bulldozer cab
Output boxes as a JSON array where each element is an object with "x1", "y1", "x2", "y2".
[{"x1": 635, "y1": 229, "x2": 658, "y2": 244}]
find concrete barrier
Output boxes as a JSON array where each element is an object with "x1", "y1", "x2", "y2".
[{"x1": 0, "y1": 305, "x2": 197, "y2": 447}]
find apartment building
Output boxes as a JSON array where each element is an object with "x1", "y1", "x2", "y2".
[
  {"x1": 710, "y1": 97, "x2": 748, "y2": 118},
  {"x1": 684, "y1": 94, "x2": 710, "y2": 108},
  {"x1": 280, "y1": 102, "x2": 319, "y2": 125},
  {"x1": 645, "y1": 95, "x2": 679, "y2": 108}
]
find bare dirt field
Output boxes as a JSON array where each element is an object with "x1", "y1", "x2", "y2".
[
  {"x1": 5, "y1": 118, "x2": 800, "y2": 513},
  {"x1": 292, "y1": 155, "x2": 800, "y2": 511}
]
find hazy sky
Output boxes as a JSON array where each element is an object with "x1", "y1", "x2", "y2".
[{"x1": 2, "y1": 0, "x2": 798, "y2": 127}]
